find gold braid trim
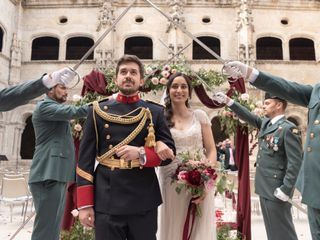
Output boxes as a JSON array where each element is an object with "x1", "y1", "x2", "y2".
[
  {"x1": 76, "y1": 166, "x2": 94, "y2": 183},
  {"x1": 97, "y1": 112, "x2": 149, "y2": 161},
  {"x1": 93, "y1": 101, "x2": 145, "y2": 124},
  {"x1": 92, "y1": 102, "x2": 151, "y2": 161}
]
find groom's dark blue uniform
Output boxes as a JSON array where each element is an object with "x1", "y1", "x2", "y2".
[{"x1": 77, "y1": 94, "x2": 175, "y2": 240}]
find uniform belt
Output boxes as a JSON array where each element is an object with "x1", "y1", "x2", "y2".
[{"x1": 98, "y1": 157, "x2": 141, "y2": 170}]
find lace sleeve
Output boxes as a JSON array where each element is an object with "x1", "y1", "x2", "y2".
[{"x1": 194, "y1": 109, "x2": 211, "y2": 125}]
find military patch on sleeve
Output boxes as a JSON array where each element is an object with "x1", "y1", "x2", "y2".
[{"x1": 291, "y1": 128, "x2": 300, "y2": 134}]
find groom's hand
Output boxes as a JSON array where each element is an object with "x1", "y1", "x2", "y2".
[{"x1": 79, "y1": 207, "x2": 95, "y2": 228}]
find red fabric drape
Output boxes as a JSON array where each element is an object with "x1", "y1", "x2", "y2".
[
  {"x1": 195, "y1": 78, "x2": 251, "y2": 240},
  {"x1": 81, "y1": 69, "x2": 108, "y2": 96},
  {"x1": 61, "y1": 139, "x2": 80, "y2": 231}
]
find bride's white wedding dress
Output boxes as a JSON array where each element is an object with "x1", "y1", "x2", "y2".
[{"x1": 157, "y1": 109, "x2": 216, "y2": 240}]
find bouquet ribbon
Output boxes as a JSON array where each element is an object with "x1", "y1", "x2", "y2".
[{"x1": 182, "y1": 198, "x2": 197, "y2": 240}]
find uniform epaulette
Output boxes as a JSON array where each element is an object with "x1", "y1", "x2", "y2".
[
  {"x1": 146, "y1": 100, "x2": 165, "y2": 107},
  {"x1": 86, "y1": 97, "x2": 110, "y2": 106},
  {"x1": 291, "y1": 128, "x2": 300, "y2": 135}
]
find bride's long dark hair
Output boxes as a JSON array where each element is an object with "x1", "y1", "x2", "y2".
[{"x1": 164, "y1": 72, "x2": 193, "y2": 128}]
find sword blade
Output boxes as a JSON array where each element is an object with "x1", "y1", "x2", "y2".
[
  {"x1": 144, "y1": 42, "x2": 191, "y2": 80},
  {"x1": 145, "y1": 0, "x2": 225, "y2": 63},
  {"x1": 73, "y1": 0, "x2": 137, "y2": 71},
  {"x1": 157, "y1": 38, "x2": 216, "y2": 91},
  {"x1": 287, "y1": 198, "x2": 308, "y2": 215}
]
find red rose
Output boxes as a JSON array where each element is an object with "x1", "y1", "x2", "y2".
[{"x1": 188, "y1": 169, "x2": 202, "y2": 186}]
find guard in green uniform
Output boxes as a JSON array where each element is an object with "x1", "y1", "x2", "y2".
[
  {"x1": 29, "y1": 84, "x2": 88, "y2": 240},
  {"x1": 0, "y1": 67, "x2": 75, "y2": 112},
  {"x1": 223, "y1": 61, "x2": 320, "y2": 240},
  {"x1": 213, "y1": 91, "x2": 303, "y2": 240}
]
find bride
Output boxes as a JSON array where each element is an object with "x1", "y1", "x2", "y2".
[{"x1": 157, "y1": 72, "x2": 217, "y2": 240}]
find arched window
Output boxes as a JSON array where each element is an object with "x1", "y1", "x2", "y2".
[
  {"x1": 31, "y1": 36, "x2": 59, "y2": 60},
  {"x1": 20, "y1": 116, "x2": 35, "y2": 160},
  {"x1": 0, "y1": 26, "x2": 4, "y2": 52},
  {"x1": 124, "y1": 36, "x2": 153, "y2": 59},
  {"x1": 256, "y1": 37, "x2": 283, "y2": 60},
  {"x1": 66, "y1": 36, "x2": 94, "y2": 60},
  {"x1": 192, "y1": 36, "x2": 220, "y2": 60},
  {"x1": 289, "y1": 38, "x2": 315, "y2": 60}
]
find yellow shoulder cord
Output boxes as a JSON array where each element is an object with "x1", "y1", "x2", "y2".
[{"x1": 92, "y1": 101, "x2": 99, "y2": 152}]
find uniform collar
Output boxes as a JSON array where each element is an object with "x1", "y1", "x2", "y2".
[
  {"x1": 270, "y1": 114, "x2": 285, "y2": 125},
  {"x1": 116, "y1": 93, "x2": 140, "y2": 103}
]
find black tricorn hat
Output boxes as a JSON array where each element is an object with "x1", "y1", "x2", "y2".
[{"x1": 264, "y1": 92, "x2": 287, "y2": 104}]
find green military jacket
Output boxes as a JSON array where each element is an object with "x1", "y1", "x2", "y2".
[
  {"x1": 29, "y1": 96, "x2": 88, "y2": 184},
  {"x1": 0, "y1": 78, "x2": 47, "y2": 112},
  {"x1": 252, "y1": 71, "x2": 320, "y2": 208},
  {"x1": 230, "y1": 101, "x2": 303, "y2": 201}
]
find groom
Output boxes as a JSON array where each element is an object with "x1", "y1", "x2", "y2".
[{"x1": 76, "y1": 55, "x2": 175, "y2": 240}]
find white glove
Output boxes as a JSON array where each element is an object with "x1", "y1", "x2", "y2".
[
  {"x1": 274, "y1": 187, "x2": 289, "y2": 202},
  {"x1": 223, "y1": 61, "x2": 252, "y2": 80},
  {"x1": 212, "y1": 92, "x2": 233, "y2": 106},
  {"x1": 42, "y1": 67, "x2": 76, "y2": 88}
]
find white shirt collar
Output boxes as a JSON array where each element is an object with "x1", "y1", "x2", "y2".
[{"x1": 270, "y1": 114, "x2": 285, "y2": 125}]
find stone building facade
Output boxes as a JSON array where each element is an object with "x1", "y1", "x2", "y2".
[{"x1": 0, "y1": 0, "x2": 319, "y2": 166}]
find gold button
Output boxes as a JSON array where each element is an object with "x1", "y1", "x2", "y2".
[
  {"x1": 103, "y1": 106, "x2": 108, "y2": 110},
  {"x1": 104, "y1": 124, "x2": 109, "y2": 128},
  {"x1": 106, "y1": 135, "x2": 111, "y2": 140},
  {"x1": 314, "y1": 120, "x2": 319, "y2": 125},
  {"x1": 307, "y1": 146, "x2": 312, "y2": 152},
  {"x1": 273, "y1": 174, "x2": 277, "y2": 178},
  {"x1": 109, "y1": 144, "x2": 113, "y2": 149},
  {"x1": 310, "y1": 132, "x2": 315, "y2": 139}
]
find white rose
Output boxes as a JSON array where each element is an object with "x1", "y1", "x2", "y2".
[
  {"x1": 72, "y1": 94, "x2": 82, "y2": 102},
  {"x1": 160, "y1": 78, "x2": 168, "y2": 85},
  {"x1": 151, "y1": 77, "x2": 159, "y2": 85},
  {"x1": 74, "y1": 123, "x2": 82, "y2": 132},
  {"x1": 145, "y1": 67, "x2": 153, "y2": 75},
  {"x1": 240, "y1": 93, "x2": 249, "y2": 101},
  {"x1": 161, "y1": 70, "x2": 170, "y2": 78},
  {"x1": 71, "y1": 209, "x2": 79, "y2": 217}
]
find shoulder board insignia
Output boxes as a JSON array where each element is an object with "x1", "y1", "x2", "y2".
[
  {"x1": 86, "y1": 97, "x2": 110, "y2": 106},
  {"x1": 146, "y1": 100, "x2": 164, "y2": 107},
  {"x1": 291, "y1": 128, "x2": 299, "y2": 134}
]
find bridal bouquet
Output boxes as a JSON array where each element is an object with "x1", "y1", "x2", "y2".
[{"x1": 171, "y1": 151, "x2": 218, "y2": 208}]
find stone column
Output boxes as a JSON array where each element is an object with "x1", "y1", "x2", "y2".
[
  {"x1": 236, "y1": 0, "x2": 255, "y2": 66},
  {"x1": 95, "y1": 0, "x2": 115, "y2": 69}
]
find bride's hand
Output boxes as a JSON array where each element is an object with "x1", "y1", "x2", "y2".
[
  {"x1": 192, "y1": 192, "x2": 207, "y2": 205},
  {"x1": 155, "y1": 141, "x2": 175, "y2": 160}
]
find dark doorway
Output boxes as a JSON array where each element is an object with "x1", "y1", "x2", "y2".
[{"x1": 20, "y1": 116, "x2": 35, "y2": 159}]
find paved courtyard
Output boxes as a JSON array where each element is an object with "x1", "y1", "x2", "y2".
[{"x1": 0, "y1": 195, "x2": 311, "y2": 240}]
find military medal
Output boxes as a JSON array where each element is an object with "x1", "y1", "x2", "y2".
[{"x1": 273, "y1": 137, "x2": 279, "y2": 151}]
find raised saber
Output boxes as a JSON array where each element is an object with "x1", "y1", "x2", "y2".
[
  {"x1": 9, "y1": 212, "x2": 36, "y2": 240},
  {"x1": 287, "y1": 198, "x2": 308, "y2": 215},
  {"x1": 73, "y1": 0, "x2": 137, "y2": 71},
  {"x1": 145, "y1": 0, "x2": 225, "y2": 63},
  {"x1": 144, "y1": 42, "x2": 192, "y2": 81},
  {"x1": 157, "y1": 38, "x2": 215, "y2": 91},
  {"x1": 67, "y1": 0, "x2": 137, "y2": 88}
]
